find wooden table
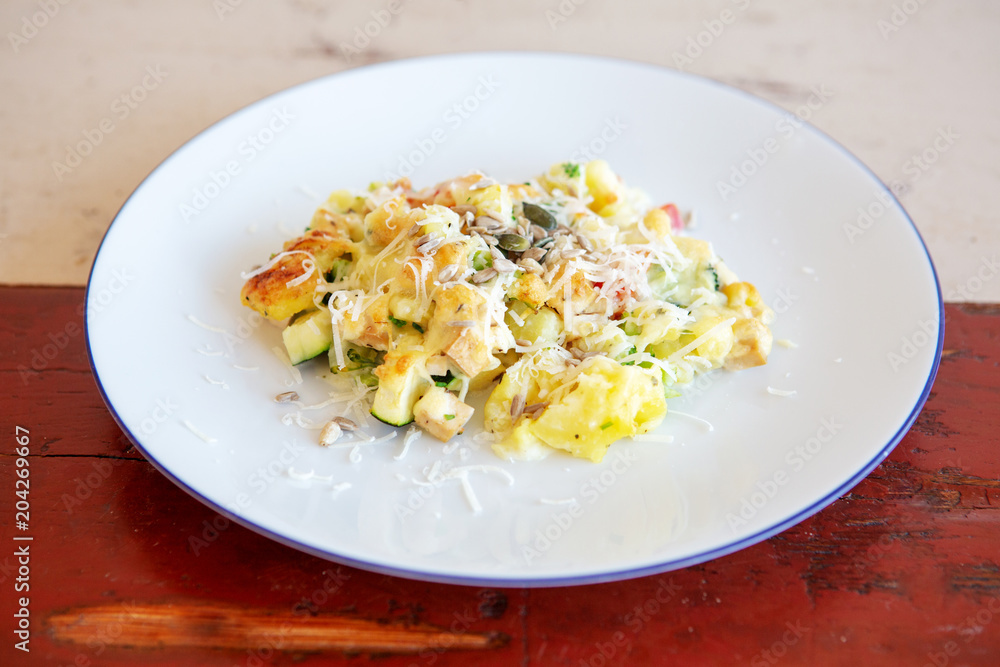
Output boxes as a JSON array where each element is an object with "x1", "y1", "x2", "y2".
[{"x1": 2, "y1": 287, "x2": 998, "y2": 666}]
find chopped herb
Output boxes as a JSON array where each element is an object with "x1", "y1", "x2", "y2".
[
  {"x1": 472, "y1": 249, "x2": 493, "y2": 271},
  {"x1": 600, "y1": 421, "x2": 613, "y2": 430},
  {"x1": 620, "y1": 320, "x2": 641, "y2": 336},
  {"x1": 412, "y1": 322, "x2": 424, "y2": 333},
  {"x1": 435, "y1": 380, "x2": 448, "y2": 388},
  {"x1": 708, "y1": 266, "x2": 720, "y2": 291},
  {"x1": 388, "y1": 316, "x2": 407, "y2": 327},
  {"x1": 620, "y1": 345, "x2": 639, "y2": 365},
  {"x1": 444, "y1": 414, "x2": 456, "y2": 421},
  {"x1": 562, "y1": 162, "x2": 580, "y2": 178},
  {"x1": 346, "y1": 347, "x2": 379, "y2": 368}
]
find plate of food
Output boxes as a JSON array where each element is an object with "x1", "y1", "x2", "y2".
[{"x1": 86, "y1": 52, "x2": 942, "y2": 586}]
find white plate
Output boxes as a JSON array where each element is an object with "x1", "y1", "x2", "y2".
[{"x1": 87, "y1": 53, "x2": 942, "y2": 586}]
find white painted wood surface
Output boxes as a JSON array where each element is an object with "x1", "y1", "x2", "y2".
[{"x1": 1, "y1": 0, "x2": 996, "y2": 300}]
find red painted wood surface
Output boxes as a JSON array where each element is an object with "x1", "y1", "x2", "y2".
[{"x1": 1, "y1": 287, "x2": 998, "y2": 666}]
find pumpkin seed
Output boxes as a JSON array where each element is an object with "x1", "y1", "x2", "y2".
[
  {"x1": 522, "y1": 202, "x2": 556, "y2": 229},
  {"x1": 497, "y1": 233, "x2": 530, "y2": 252}
]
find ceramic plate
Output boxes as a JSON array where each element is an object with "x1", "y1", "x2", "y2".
[{"x1": 86, "y1": 53, "x2": 942, "y2": 586}]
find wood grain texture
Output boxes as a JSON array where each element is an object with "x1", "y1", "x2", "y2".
[{"x1": 1, "y1": 288, "x2": 998, "y2": 666}]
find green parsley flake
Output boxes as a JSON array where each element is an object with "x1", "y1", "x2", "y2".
[{"x1": 562, "y1": 162, "x2": 580, "y2": 178}]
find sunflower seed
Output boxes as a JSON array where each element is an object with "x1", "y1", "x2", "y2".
[
  {"x1": 319, "y1": 421, "x2": 343, "y2": 446},
  {"x1": 469, "y1": 178, "x2": 497, "y2": 190},
  {"x1": 576, "y1": 235, "x2": 594, "y2": 252},
  {"x1": 274, "y1": 391, "x2": 300, "y2": 403},
  {"x1": 493, "y1": 257, "x2": 518, "y2": 273},
  {"x1": 561, "y1": 248, "x2": 586, "y2": 259},
  {"x1": 519, "y1": 258, "x2": 544, "y2": 274},
  {"x1": 522, "y1": 402, "x2": 549, "y2": 417},
  {"x1": 515, "y1": 339, "x2": 532, "y2": 347},
  {"x1": 417, "y1": 236, "x2": 443, "y2": 255},
  {"x1": 529, "y1": 224, "x2": 548, "y2": 241},
  {"x1": 470, "y1": 268, "x2": 498, "y2": 283},
  {"x1": 451, "y1": 204, "x2": 477, "y2": 216},
  {"x1": 474, "y1": 216, "x2": 503, "y2": 229},
  {"x1": 437, "y1": 264, "x2": 460, "y2": 282},
  {"x1": 332, "y1": 416, "x2": 358, "y2": 431},
  {"x1": 521, "y1": 247, "x2": 546, "y2": 262},
  {"x1": 510, "y1": 393, "x2": 526, "y2": 420}
]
